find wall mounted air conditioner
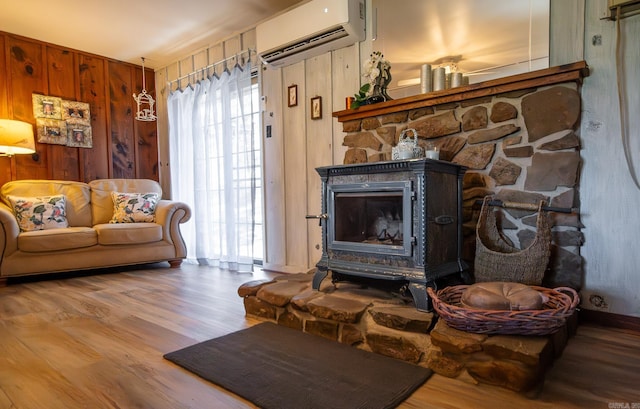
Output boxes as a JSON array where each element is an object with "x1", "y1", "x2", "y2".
[{"x1": 256, "y1": 0, "x2": 365, "y2": 68}]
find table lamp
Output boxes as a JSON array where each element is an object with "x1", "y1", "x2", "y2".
[{"x1": 0, "y1": 119, "x2": 36, "y2": 157}]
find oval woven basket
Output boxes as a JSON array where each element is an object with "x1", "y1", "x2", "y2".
[{"x1": 427, "y1": 285, "x2": 580, "y2": 336}]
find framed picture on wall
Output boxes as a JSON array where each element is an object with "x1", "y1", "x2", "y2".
[
  {"x1": 311, "y1": 96, "x2": 322, "y2": 120},
  {"x1": 61, "y1": 100, "x2": 90, "y2": 125},
  {"x1": 66, "y1": 124, "x2": 93, "y2": 148},
  {"x1": 36, "y1": 118, "x2": 67, "y2": 145},
  {"x1": 288, "y1": 85, "x2": 298, "y2": 107},
  {"x1": 32, "y1": 94, "x2": 62, "y2": 119}
]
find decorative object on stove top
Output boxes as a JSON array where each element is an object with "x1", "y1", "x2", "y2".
[
  {"x1": 392, "y1": 128, "x2": 423, "y2": 160},
  {"x1": 425, "y1": 142, "x2": 439, "y2": 160},
  {"x1": 351, "y1": 51, "x2": 392, "y2": 108}
]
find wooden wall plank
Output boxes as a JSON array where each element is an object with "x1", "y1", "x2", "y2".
[
  {"x1": 0, "y1": 35, "x2": 8, "y2": 118},
  {"x1": 46, "y1": 46, "x2": 75, "y2": 99},
  {"x1": 241, "y1": 29, "x2": 256, "y2": 51},
  {"x1": 8, "y1": 37, "x2": 45, "y2": 120},
  {"x1": 579, "y1": 0, "x2": 640, "y2": 317},
  {"x1": 282, "y1": 61, "x2": 308, "y2": 270},
  {"x1": 331, "y1": 45, "x2": 360, "y2": 164},
  {"x1": 207, "y1": 44, "x2": 224, "y2": 77},
  {"x1": 223, "y1": 36, "x2": 241, "y2": 69},
  {"x1": 78, "y1": 54, "x2": 109, "y2": 182},
  {"x1": 154, "y1": 68, "x2": 171, "y2": 196},
  {"x1": 178, "y1": 56, "x2": 195, "y2": 86},
  {"x1": 108, "y1": 61, "x2": 135, "y2": 179},
  {"x1": 7, "y1": 36, "x2": 47, "y2": 180},
  {"x1": 0, "y1": 34, "x2": 11, "y2": 186},
  {"x1": 46, "y1": 46, "x2": 80, "y2": 181},
  {"x1": 305, "y1": 53, "x2": 333, "y2": 269},
  {"x1": 550, "y1": 0, "x2": 585, "y2": 66},
  {"x1": 261, "y1": 65, "x2": 287, "y2": 271},
  {"x1": 192, "y1": 50, "x2": 208, "y2": 75},
  {"x1": 165, "y1": 62, "x2": 180, "y2": 93}
]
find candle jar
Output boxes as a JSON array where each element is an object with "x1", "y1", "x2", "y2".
[
  {"x1": 346, "y1": 96, "x2": 355, "y2": 109},
  {"x1": 433, "y1": 67, "x2": 446, "y2": 91},
  {"x1": 420, "y1": 64, "x2": 432, "y2": 93},
  {"x1": 451, "y1": 72, "x2": 463, "y2": 88},
  {"x1": 425, "y1": 143, "x2": 439, "y2": 160}
]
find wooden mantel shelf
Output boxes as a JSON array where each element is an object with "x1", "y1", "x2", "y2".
[{"x1": 333, "y1": 61, "x2": 589, "y2": 123}]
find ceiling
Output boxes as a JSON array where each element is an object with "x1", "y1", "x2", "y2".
[
  {"x1": 0, "y1": 0, "x2": 304, "y2": 69},
  {"x1": 0, "y1": 0, "x2": 549, "y2": 82}
]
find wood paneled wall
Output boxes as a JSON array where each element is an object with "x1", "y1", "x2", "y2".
[{"x1": 0, "y1": 31, "x2": 158, "y2": 186}]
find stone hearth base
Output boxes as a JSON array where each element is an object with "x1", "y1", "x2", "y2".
[{"x1": 238, "y1": 272, "x2": 575, "y2": 394}]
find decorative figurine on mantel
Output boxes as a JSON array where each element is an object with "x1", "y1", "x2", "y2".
[{"x1": 351, "y1": 51, "x2": 392, "y2": 108}]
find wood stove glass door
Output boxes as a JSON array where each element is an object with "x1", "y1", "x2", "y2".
[{"x1": 327, "y1": 181, "x2": 413, "y2": 257}]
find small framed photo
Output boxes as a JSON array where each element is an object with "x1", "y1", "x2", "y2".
[
  {"x1": 288, "y1": 85, "x2": 298, "y2": 107},
  {"x1": 36, "y1": 118, "x2": 67, "y2": 145},
  {"x1": 62, "y1": 100, "x2": 90, "y2": 125},
  {"x1": 66, "y1": 124, "x2": 93, "y2": 148},
  {"x1": 32, "y1": 94, "x2": 62, "y2": 119},
  {"x1": 311, "y1": 96, "x2": 322, "y2": 120}
]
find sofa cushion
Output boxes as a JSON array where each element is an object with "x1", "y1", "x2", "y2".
[
  {"x1": 94, "y1": 223, "x2": 163, "y2": 245},
  {"x1": 17, "y1": 227, "x2": 97, "y2": 252},
  {"x1": 1, "y1": 180, "x2": 92, "y2": 227},
  {"x1": 89, "y1": 179, "x2": 162, "y2": 225},
  {"x1": 7, "y1": 195, "x2": 68, "y2": 232},
  {"x1": 109, "y1": 192, "x2": 159, "y2": 223}
]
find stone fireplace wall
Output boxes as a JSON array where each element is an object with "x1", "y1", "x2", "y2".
[{"x1": 338, "y1": 82, "x2": 584, "y2": 290}]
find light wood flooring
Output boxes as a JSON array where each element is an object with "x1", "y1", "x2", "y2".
[{"x1": 0, "y1": 263, "x2": 639, "y2": 409}]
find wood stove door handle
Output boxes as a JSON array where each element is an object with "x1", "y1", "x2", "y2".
[
  {"x1": 434, "y1": 215, "x2": 454, "y2": 225},
  {"x1": 306, "y1": 214, "x2": 328, "y2": 226}
]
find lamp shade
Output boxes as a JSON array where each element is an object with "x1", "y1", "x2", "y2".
[{"x1": 0, "y1": 119, "x2": 36, "y2": 155}]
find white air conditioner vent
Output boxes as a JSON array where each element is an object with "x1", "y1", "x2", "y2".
[
  {"x1": 257, "y1": 0, "x2": 365, "y2": 68},
  {"x1": 261, "y1": 26, "x2": 349, "y2": 64}
]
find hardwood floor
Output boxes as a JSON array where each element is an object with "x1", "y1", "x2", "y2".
[{"x1": 0, "y1": 263, "x2": 638, "y2": 409}]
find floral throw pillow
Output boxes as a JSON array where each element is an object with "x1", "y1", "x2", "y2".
[
  {"x1": 110, "y1": 192, "x2": 159, "y2": 223},
  {"x1": 8, "y1": 195, "x2": 68, "y2": 232}
]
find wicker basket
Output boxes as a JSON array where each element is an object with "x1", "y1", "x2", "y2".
[
  {"x1": 474, "y1": 196, "x2": 551, "y2": 285},
  {"x1": 427, "y1": 285, "x2": 579, "y2": 336}
]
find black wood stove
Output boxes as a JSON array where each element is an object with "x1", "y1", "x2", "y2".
[{"x1": 308, "y1": 158, "x2": 467, "y2": 311}]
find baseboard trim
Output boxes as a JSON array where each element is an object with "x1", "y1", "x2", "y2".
[{"x1": 579, "y1": 308, "x2": 640, "y2": 332}]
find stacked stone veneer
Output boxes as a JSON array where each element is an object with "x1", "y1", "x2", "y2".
[
  {"x1": 239, "y1": 272, "x2": 573, "y2": 393},
  {"x1": 341, "y1": 84, "x2": 584, "y2": 290}
]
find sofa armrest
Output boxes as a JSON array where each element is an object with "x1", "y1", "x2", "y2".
[
  {"x1": 155, "y1": 200, "x2": 192, "y2": 258},
  {"x1": 0, "y1": 203, "x2": 20, "y2": 259}
]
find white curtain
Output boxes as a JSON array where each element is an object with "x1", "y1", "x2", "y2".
[{"x1": 167, "y1": 62, "x2": 260, "y2": 272}]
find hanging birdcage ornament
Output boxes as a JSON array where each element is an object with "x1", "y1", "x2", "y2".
[{"x1": 133, "y1": 57, "x2": 157, "y2": 121}]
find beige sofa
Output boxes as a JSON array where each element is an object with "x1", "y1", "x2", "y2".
[{"x1": 0, "y1": 178, "x2": 191, "y2": 284}]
